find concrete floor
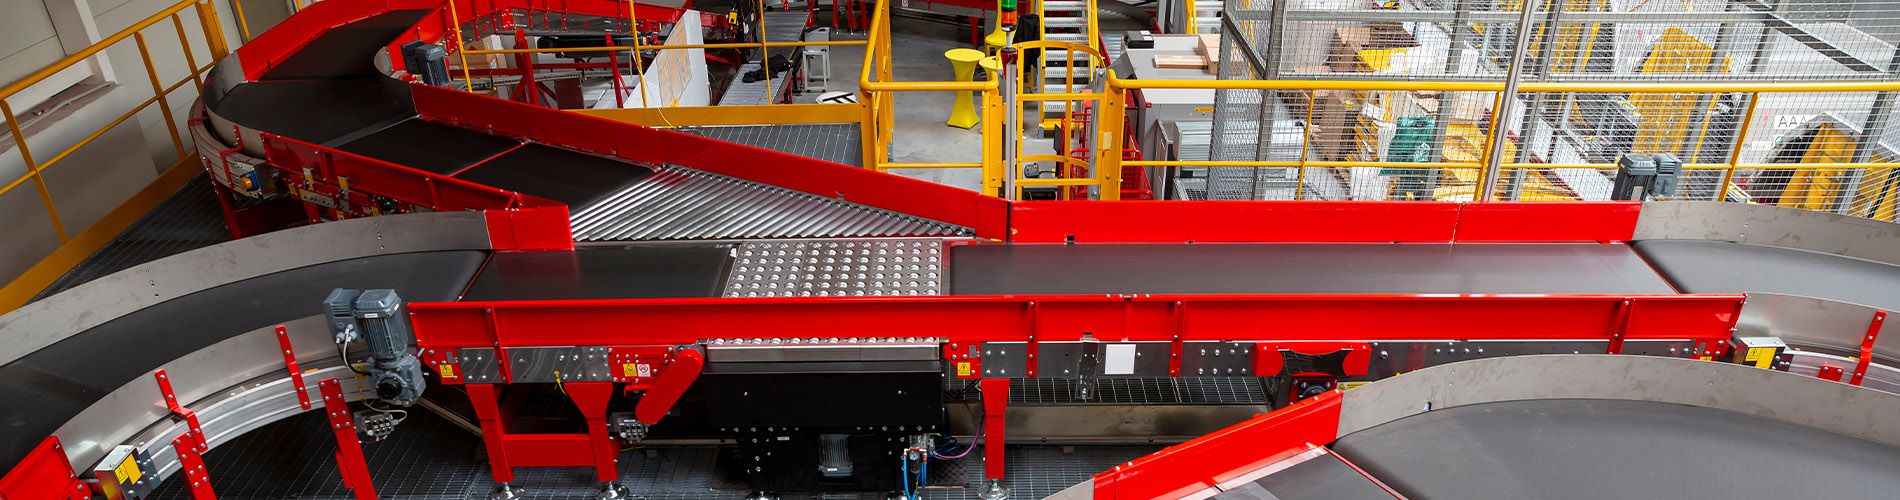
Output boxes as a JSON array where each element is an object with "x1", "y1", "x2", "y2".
[{"x1": 821, "y1": 18, "x2": 1056, "y2": 192}]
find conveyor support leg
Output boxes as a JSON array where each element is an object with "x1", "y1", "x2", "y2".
[
  {"x1": 564, "y1": 381, "x2": 621, "y2": 482},
  {"x1": 467, "y1": 384, "x2": 515, "y2": 483},
  {"x1": 980, "y1": 377, "x2": 1010, "y2": 499},
  {"x1": 320, "y1": 379, "x2": 378, "y2": 500}
]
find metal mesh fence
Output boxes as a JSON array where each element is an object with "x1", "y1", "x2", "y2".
[{"x1": 1199, "y1": 0, "x2": 1900, "y2": 218}]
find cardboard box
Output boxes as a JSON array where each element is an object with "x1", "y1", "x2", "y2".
[
  {"x1": 1196, "y1": 35, "x2": 1222, "y2": 64},
  {"x1": 1153, "y1": 54, "x2": 1208, "y2": 69}
]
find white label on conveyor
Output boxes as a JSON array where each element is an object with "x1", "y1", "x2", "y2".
[{"x1": 1105, "y1": 344, "x2": 1137, "y2": 375}]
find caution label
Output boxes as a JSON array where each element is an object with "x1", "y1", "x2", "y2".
[
  {"x1": 437, "y1": 364, "x2": 455, "y2": 379},
  {"x1": 1744, "y1": 347, "x2": 1776, "y2": 369},
  {"x1": 115, "y1": 454, "x2": 142, "y2": 485},
  {"x1": 956, "y1": 362, "x2": 972, "y2": 377}
]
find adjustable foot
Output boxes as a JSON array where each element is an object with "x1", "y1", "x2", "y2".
[
  {"x1": 595, "y1": 481, "x2": 631, "y2": 500},
  {"x1": 487, "y1": 483, "x2": 524, "y2": 500},
  {"x1": 980, "y1": 479, "x2": 1009, "y2": 500},
  {"x1": 745, "y1": 492, "x2": 780, "y2": 500}
]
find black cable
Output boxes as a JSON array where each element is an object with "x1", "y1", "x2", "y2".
[{"x1": 338, "y1": 340, "x2": 371, "y2": 375}]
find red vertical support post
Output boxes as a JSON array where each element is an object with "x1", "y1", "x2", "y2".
[
  {"x1": 155, "y1": 370, "x2": 208, "y2": 453},
  {"x1": 1605, "y1": 298, "x2": 1632, "y2": 354},
  {"x1": 277, "y1": 326, "x2": 311, "y2": 410},
  {"x1": 320, "y1": 379, "x2": 378, "y2": 500},
  {"x1": 563, "y1": 381, "x2": 620, "y2": 482},
  {"x1": 172, "y1": 433, "x2": 216, "y2": 500},
  {"x1": 980, "y1": 378, "x2": 1009, "y2": 481},
  {"x1": 1852, "y1": 311, "x2": 1885, "y2": 386},
  {"x1": 514, "y1": 29, "x2": 538, "y2": 106},
  {"x1": 466, "y1": 384, "x2": 515, "y2": 483},
  {"x1": 606, "y1": 32, "x2": 625, "y2": 108}
]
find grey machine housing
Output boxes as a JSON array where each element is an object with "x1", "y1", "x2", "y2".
[{"x1": 325, "y1": 288, "x2": 426, "y2": 405}]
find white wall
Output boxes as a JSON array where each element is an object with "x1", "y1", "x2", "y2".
[{"x1": 0, "y1": 0, "x2": 252, "y2": 284}]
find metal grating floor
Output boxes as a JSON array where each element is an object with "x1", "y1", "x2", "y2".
[
  {"x1": 32, "y1": 175, "x2": 230, "y2": 301},
  {"x1": 678, "y1": 124, "x2": 862, "y2": 167},
  {"x1": 151, "y1": 408, "x2": 1157, "y2": 499}
]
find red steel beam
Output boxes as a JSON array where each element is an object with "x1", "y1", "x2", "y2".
[
  {"x1": 1853, "y1": 311, "x2": 1885, "y2": 386},
  {"x1": 1092, "y1": 390, "x2": 1345, "y2": 500},
  {"x1": 0, "y1": 438, "x2": 90, "y2": 500},
  {"x1": 1008, "y1": 201, "x2": 1644, "y2": 244},
  {"x1": 409, "y1": 294, "x2": 1745, "y2": 350}
]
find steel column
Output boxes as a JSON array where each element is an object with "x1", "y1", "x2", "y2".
[{"x1": 1478, "y1": 0, "x2": 1541, "y2": 201}]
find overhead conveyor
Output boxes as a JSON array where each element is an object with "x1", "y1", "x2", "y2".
[{"x1": 5, "y1": 0, "x2": 1900, "y2": 498}]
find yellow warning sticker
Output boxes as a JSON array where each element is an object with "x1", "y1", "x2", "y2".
[
  {"x1": 1192, "y1": 106, "x2": 1215, "y2": 113},
  {"x1": 956, "y1": 362, "x2": 972, "y2": 377},
  {"x1": 1339, "y1": 381, "x2": 1370, "y2": 391},
  {"x1": 623, "y1": 363, "x2": 640, "y2": 378},
  {"x1": 1746, "y1": 347, "x2": 1776, "y2": 369},
  {"x1": 115, "y1": 454, "x2": 142, "y2": 485},
  {"x1": 437, "y1": 364, "x2": 455, "y2": 379}
]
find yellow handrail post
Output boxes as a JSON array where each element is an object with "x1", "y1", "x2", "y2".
[
  {"x1": 194, "y1": 0, "x2": 229, "y2": 59},
  {"x1": 628, "y1": 1, "x2": 652, "y2": 107},
  {"x1": 1181, "y1": 0, "x2": 1196, "y2": 34},
  {"x1": 981, "y1": 81, "x2": 1004, "y2": 196},
  {"x1": 1476, "y1": 89, "x2": 1508, "y2": 200},
  {"x1": 1096, "y1": 73, "x2": 1125, "y2": 199},
  {"x1": 171, "y1": 14, "x2": 205, "y2": 89},
  {"x1": 447, "y1": 0, "x2": 476, "y2": 89},
  {"x1": 1294, "y1": 91, "x2": 1315, "y2": 200},
  {"x1": 1716, "y1": 91, "x2": 1762, "y2": 201},
  {"x1": 229, "y1": 0, "x2": 253, "y2": 41},
  {"x1": 1, "y1": 100, "x2": 69, "y2": 242},
  {"x1": 134, "y1": 33, "x2": 190, "y2": 163}
]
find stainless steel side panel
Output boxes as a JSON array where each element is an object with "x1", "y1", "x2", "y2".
[
  {"x1": 1336, "y1": 354, "x2": 1900, "y2": 447},
  {"x1": 0, "y1": 211, "x2": 492, "y2": 367},
  {"x1": 1636, "y1": 201, "x2": 1900, "y2": 266}
]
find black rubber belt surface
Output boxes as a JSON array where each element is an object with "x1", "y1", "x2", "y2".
[
  {"x1": 1331, "y1": 399, "x2": 1900, "y2": 499},
  {"x1": 334, "y1": 118, "x2": 522, "y2": 175},
  {"x1": 460, "y1": 246, "x2": 732, "y2": 300},
  {"x1": 0, "y1": 251, "x2": 487, "y2": 470},
  {"x1": 1634, "y1": 239, "x2": 1900, "y2": 311},
  {"x1": 951, "y1": 243, "x2": 1678, "y2": 295},
  {"x1": 259, "y1": 10, "x2": 436, "y2": 80},
  {"x1": 211, "y1": 79, "x2": 415, "y2": 145},
  {"x1": 451, "y1": 144, "x2": 655, "y2": 207}
]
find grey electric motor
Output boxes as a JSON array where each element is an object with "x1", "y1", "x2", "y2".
[{"x1": 325, "y1": 288, "x2": 426, "y2": 405}]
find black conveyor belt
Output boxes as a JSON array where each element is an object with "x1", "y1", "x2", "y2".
[
  {"x1": 260, "y1": 10, "x2": 435, "y2": 80},
  {"x1": 0, "y1": 251, "x2": 487, "y2": 470},
  {"x1": 1331, "y1": 399, "x2": 1900, "y2": 499},
  {"x1": 460, "y1": 247, "x2": 732, "y2": 301},
  {"x1": 211, "y1": 80, "x2": 414, "y2": 145},
  {"x1": 951, "y1": 243, "x2": 1677, "y2": 295},
  {"x1": 334, "y1": 118, "x2": 523, "y2": 175},
  {"x1": 1634, "y1": 239, "x2": 1900, "y2": 312},
  {"x1": 451, "y1": 144, "x2": 655, "y2": 207}
]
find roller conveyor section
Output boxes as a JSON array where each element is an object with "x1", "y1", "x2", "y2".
[
  {"x1": 569, "y1": 165, "x2": 973, "y2": 241},
  {"x1": 952, "y1": 243, "x2": 1678, "y2": 295}
]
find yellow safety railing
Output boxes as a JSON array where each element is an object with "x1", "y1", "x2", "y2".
[
  {"x1": 857, "y1": 0, "x2": 1006, "y2": 196},
  {"x1": 0, "y1": 0, "x2": 229, "y2": 312},
  {"x1": 1097, "y1": 72, "x2": 1900, "y2": 208}
]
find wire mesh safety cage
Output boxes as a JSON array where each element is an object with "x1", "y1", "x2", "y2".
[{"x1": 1201, "y1": 0, "x2": 1900, "y2": 220}]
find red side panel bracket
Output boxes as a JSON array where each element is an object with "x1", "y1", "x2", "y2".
[
  {"x1": 155, "y1": 370, "x2": 208, "y2": 453},
  {"x1": 320, "y1": 379, "x2": 378, "y2": 500},
  {"x1": 634, "y1": 348, "x2": 704, "y2": 424},
  {"x1": 1093, "y1": 391, "x2": 1344, "y2": 500},
  {"x1": 277, "y1": 326, "x2": 311, "y2": 410}
]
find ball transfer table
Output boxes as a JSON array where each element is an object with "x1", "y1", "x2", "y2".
[{"x1": 4, "y1": 1, "x2": 1900, "y2": 499}]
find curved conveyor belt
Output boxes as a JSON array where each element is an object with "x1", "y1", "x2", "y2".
[{"x1": 7, "y1": 0, "x2": 1900, "y2": 494}]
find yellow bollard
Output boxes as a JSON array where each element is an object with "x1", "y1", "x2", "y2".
[
  {"x1": 985, "y1": 26, "x2": 1012, "y2": 54},
  {"x1": 945, "y1": 48, "x2": 985, "y2": 129}
]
